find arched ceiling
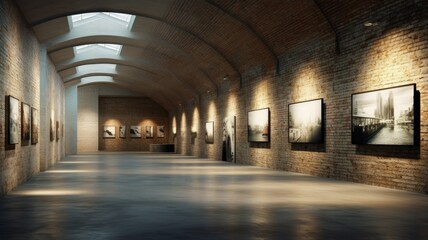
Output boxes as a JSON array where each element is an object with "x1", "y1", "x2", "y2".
[{"x1": 15, "y1": 0, "x2": 387, "y2": 111}]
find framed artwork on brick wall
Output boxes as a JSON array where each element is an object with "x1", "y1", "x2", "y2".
[
  {"x1": 145, "y1": 125, "x2": 153, "y2": 138},
  {"x1": 288, "y1": 99, "x2": 323, "y2": 143},
  {"x1": 103, "y1": 125, "x2": 116, "y2": 138},
  {"x1": 8, "y1": 96, "x2": 20, "y2": 145},
  {"x1": 222, "y1": 116, "x2": 235, "y2": 162},
  {"x1": 31, "y1": 108, "x2": 38, "y2": 144},
  {"x1": 157, "y1": 125, "x2": 165, "y2": 138},
  {"x1": 50, "y1": 118, "x2": 54, "y2": 141},
  {"x1": 21, "y1": 102, "x2": 30, "y2": 144},
  {"x1": 205, "y1": 121, "x2": 214, "y2": 144},
  {"x1": 351, "y1": 84, "x2": 415, "y2": 145},
  {"x1": 56, "y1": 121, "x2": 60, "y2": 141},
  {"x1": 119, "y1": 125, "x2": 126, "y2": 138},
  {"x1": 248, "y1": 108, "x2": 270, "y2": 142},
  {"x1": 130, "y1": 126, "x2": 141, "y2": 138}
]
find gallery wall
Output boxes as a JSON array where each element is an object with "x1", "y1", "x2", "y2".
[
  {"x1": 76, "y1": 84, "x2": 165, "y2": 153},
  {"x1": 99, "y1": 97, "x2": 169, "y2": 151},
  {"x1": 172, "y1": 1, "x2": 428, "y2": 193},
  {"x1": 0, "y1": 0, "x2": 66, "y2": 195}
]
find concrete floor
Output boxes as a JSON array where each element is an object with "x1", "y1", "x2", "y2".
[{"x1": 0, "y1": 153, "x2": 427, "y2": 240}]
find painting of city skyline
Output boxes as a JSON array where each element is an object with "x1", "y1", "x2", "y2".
[
  {"x1": 289, "y1": 99, "x2": 323, "y2": 143},
  {"x1": 352, "y1": 84, "x2": 415, "y2": 145},
  {"x1": 248, "y1": 108, "x2": 269, "y2": 142}
]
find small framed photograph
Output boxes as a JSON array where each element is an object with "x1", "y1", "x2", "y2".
[{"x1": 103, "y1": 125, "x2": 116, "y2": 138}]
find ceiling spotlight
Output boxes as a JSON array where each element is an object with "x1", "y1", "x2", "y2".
[
  {"x1": 223, "y1": 75, "x2": 229, "y2": 81},
  {"x1": 207, "y1": 90, "x2": 211, "y2": 94},
  {"x1": 364, "y1": 22, "x2": 378, "y2": 27}
]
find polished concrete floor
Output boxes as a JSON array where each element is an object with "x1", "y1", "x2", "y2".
[{"x1": 1, "y1": 153, "x2": 427, "y2": 240}]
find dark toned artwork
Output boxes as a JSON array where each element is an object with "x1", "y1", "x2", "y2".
[
  {"x1": 50, "y1": 118, "x2": 54, "y2": 141},
  {"x1": 130, "y1": 126, "x2": 141, "y2": 138},
  {"x1": 222, "y1": 116, "x2": 235, "y2": 162},
  {"x1": 21, "y1": 102, "x2": 30, "y2": 143},
  {"x1": 119, "y1": 125, "x2": 126, "y2": 138},
  {"x1": 248, "y1": 108, "x2": 270, "y2": 142},
  {"x1": 289, "y1": 99, "x2": 323, "y2": 143},
  {"x1": 56, "y1": 121, "x2": 60, "y2": 141},
  {"x1": 352, "y1": 84, "x2": 415, "y2": 145},
  {"x1": 31, "y1": 108, "x2": 38, "y2": 144},
  {"x1": 103, "y1": 125, "x2": 116, "y2": 138},
  {"x1": 8, "y1": 96, "x2": 19, "y2": 144},
  {"x1": 205, "y1": 121, "x2": 214, "y2": 144},
  {"x1": 145, "y1": 125, "x2": 153, "y2": 138},
  {"x1": 157, "y1": 125, "x2": 165, "y2": 138}
]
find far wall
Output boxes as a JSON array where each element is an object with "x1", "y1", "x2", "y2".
[{"x1": 99, "y1": 97, "x2": 169, "y2": 151}]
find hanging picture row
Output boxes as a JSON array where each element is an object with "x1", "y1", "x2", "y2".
[
  {"x1": 6, "y1": 95, "x2": 63, "y2": 145},
  {"x1": 198, "y1": 83, "x2": 417, "y2": 148},
  {"x1": 103, "y1": 125, "x2": 166, "y2": 139}
]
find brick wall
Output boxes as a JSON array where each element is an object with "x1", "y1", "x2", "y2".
[
  {"x1": 99, "y1": 97, "x2": 170, "y2": 151},
  {"x1": 0, "y1": 0, "x2": 65, "y2": 195},
  {"x1": 173, "y1": 1, "x2": 428, "y2": 193}
]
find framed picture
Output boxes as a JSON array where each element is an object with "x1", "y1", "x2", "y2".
[
  {"x1": 157, "y1": 125, "x2": 165, "y2": 138},
  {"x1": 130, "y1": 125, "x2": 141, "y2": 138},
  {"x1": 351, "y1": 84, "x2": 415, "y2": 145},
  {"x1": 205, "y1": 121, "x2": 214, "y2": 144},
  {"x1": 248, "y1": 108, "x2": 270, "y2": 142},
  {"x1": 119, "y1": 125, "x2": 126, "y2": 138},
  {"x1": 8, "y1": 96, "x2": 19, "y2": 144},
  {"x1": 21, "y1": 102, "x2": 30, "y2": 143},
  {"x1": 288, "y1": 99, "x2": 323, "y2": 143},
  {"x1": 50, "y1": 118, "x2": 54, "y2": 141},
  {"x1": 56, "y1": 121, "x2": 60, "y2": 141},
  {"x1": 222, "y1": 116, "x2": 236, "y2": 162},
  {"x1": 145, "y1": 125, "x2": 153, "y2": 138},
  {"x1": 103, "y1": 125, "x2": 116, "y2": 138},
  {"x1": 31, "y1": 108, "x2": 38, "y2": 144}
]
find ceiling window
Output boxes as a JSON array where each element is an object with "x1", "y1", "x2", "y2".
[
  {"x1": 74, "y1": 44, "x2": 123, "y2": 55},
  {"x1": 71, "y1": 12, "x2": 133, "y2": 28}
]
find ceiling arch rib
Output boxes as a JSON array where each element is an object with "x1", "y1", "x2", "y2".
[
  {"x1": 53, "y1": 48, "x2": 214, "y2": 95},
  {"x1": 204, "y1": 0, "x2": 279, "y2": 72},
  {"x1": 43, "y1": 23, "x2": 222, "y2": 92},
  {"x1": 61, "y1": 64, "x2": 195, "y2": 101},
  {"x1": 17, "y1": 0, "x2": 279, "y2": 80}
]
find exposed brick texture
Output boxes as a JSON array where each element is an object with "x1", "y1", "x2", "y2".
[
  {"x1": 99, "y1": 97, "x2": 170, "y2": 151},
  {"x1": 0, "y1": 0, "x2": 65, "y2": 195},
  {"x1": 173, "y1": 1, "x2": 428, "y2": 193}
]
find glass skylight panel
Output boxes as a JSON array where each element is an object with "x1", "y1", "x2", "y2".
[
  {"x1": 74, "y1": 44, "x2": 123, "y2": 55},
  {"x1": 70, "y1": 12, "x2": 133, "y2": 28},
  {"x1": 71, "y1": 13, "x2": 98, "y2": 23}
]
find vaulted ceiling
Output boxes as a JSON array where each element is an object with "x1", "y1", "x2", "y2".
[{"x1": 15, "y1": 0, "x2": 386, "y2": 111}]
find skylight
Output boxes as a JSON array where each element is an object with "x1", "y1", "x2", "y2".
[
  {"x1": 74, "y1": 44, "x2": 123, "y2": 55},
  {"x1": 71, "y1": 12, "x2": 133, "y2": 28}
]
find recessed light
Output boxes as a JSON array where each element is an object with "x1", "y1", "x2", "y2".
[{"x1": 364, "y1": 22, "x2": 378, "y2": 27}]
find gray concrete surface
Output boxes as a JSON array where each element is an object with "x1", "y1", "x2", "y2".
[{"x1": 1, "y1": 153, "x2": 427, "y2": 240}]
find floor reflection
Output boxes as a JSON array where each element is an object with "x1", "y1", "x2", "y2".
[{"x1": 0, "y1": 153, "x2": 427, "y2": 239}]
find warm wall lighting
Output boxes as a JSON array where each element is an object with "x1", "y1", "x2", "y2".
[{"x1": 12, "y1": 190, "x2": 88, "y2": 196}]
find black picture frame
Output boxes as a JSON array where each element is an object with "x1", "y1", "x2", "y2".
[
  {"x1": 288, "y1": 98, "x2": 323, "y2": 144},
  {"x1": 8, "y1": 96, "x2": 20, "y2": 145},
  {"x1": 247, "y1": 108, "x2": 270, "y2": 143},
  {"x1": 351, "y1": 84, "x2": 416, "y2": 146}
]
